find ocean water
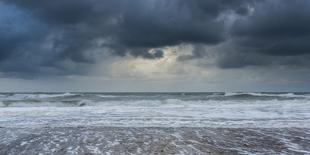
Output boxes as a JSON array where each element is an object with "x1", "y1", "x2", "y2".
[
  {"x1": 1, "y1": 92, "x2": 310, "y2": 154},
  {"x1": 1, "y1": 92, "x2": 310, "y2": 128}
]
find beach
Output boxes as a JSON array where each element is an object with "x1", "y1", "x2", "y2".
[{"x1": 1, "y1": 127, "x2": 310, "y2": 154}]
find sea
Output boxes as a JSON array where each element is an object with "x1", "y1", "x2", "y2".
[{"x1": 1, "y1": 92, "x2": 310, "y2": 154}]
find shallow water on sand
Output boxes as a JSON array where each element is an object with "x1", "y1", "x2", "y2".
[{"x1": 1, "y1": 127, "x2": 310, "y2": 154}]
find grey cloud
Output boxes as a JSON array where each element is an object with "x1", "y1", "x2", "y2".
[
  {"x1": 232, "y1": 0, "x2": 310, "y2": 56},
  {"x1": 215, "y1": 0, "x2": 310, "y2": 69},
  {"x1": 2, "y1": 0, "x2": 310, "y2": 77},
  {"x1": 180, "y1": 0, "x2": 310, "y2": 69},
  {"x1": 129, "y1": 49, "x2": 164, "y2": 59},
  {"x1": 177, "y1": 44, "x2": 208, "y2": 61},
  {"x1": 0, "y1": 0, "x2": 254, "y2": 77}
]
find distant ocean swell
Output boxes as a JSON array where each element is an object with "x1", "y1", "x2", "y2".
[{"x1": 1, "y1": 92, "x2": 310, "y2": 107}]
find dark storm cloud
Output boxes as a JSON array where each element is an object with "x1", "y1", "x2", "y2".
[
  {"x1": 6, "y1": 0, "x2": 251, "y2": 47},
  {"x1": 2, "y1": 0, "x2": 310, "y2": 77},
  {"x1": 0, "y1": 0, "x2": 254, "y2": 76},
  {"x1": 197, "y1": 0, "x2": 310, "y2": 69},
  {"x1": 219, "y1": 0, "x2": 310, "y2": 69},
  {"x1": 232, "y1": 0, "x2": 310, "y2": 56}
]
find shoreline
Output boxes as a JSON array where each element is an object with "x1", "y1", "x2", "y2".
[{"x1": 1, "y1": 127, "x2": 310, "y2": 154}]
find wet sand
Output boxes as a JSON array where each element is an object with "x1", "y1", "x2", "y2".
[{"x1": 1, "y1": 127, "x2": 310, "y2": 155}]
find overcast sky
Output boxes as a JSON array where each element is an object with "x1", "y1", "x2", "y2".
[{"x1": 0, "y1": 0, "x2": 310, "y2": 92}]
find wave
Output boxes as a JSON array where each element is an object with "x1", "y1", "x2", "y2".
[
  {"x1": 223, "y1": 92, "x2": 308, "y2": 99},
  {"x1": 98, "y1": 95, "x2": 118, "y2": 98},
  {"x1": 1, "y1": 92, "x2": 310, "y2": 108},
  {"x1": 35, "y1": 92, "x2": 78, "y2": 98},
  {"x1": 0, "y1": 99, "x2": 208, "y2": 107},
  {"x1": 4, "y1": 98, "x2": 310, "y2": 108},
  {"x1": 3, "y1": 93, "x2": 79, "y2": 100},
  {"x1": 1, "y1": 98, "x2": 310, "y2": 128},
  {"x1": 0, "y1": 100, "x2": 89, "y2": 107}
]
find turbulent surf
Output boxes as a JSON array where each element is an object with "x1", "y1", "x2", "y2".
[{"x1": 1, "y1": 92, "x2": 310, "y2": 154}]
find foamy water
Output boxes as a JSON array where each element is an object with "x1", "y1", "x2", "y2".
[
  {"x1": 1, "y1": 92, "x2": 310, "y2": 154},
  {"x1": 1, "y1": 92, "x2": 310, "y2": 128}
]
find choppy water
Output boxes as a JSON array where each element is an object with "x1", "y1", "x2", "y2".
[
  {"x1": 1, "y1": 92, "x2": 310, "y2": 128},
  {"x1": 1, "y1": 92, "x2": 310, "y2": 154}
]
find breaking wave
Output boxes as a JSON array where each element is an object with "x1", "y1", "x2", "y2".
[
  {"x1": 223, "y1": 92, "x2": 310, "y2": 100},
  {"x1": 0, "y1": 92, "x2": 310, "y2": 108},
  {"x1": 2, "y1": 92, "x2": 78, "y2": 100}
]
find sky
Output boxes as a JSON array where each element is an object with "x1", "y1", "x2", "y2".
[{"x1": 0, "y1": 0, "x2": 310, "y2": 92}]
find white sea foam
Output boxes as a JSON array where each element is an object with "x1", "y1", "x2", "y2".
[
  {"x1": 5, "y1": 93, "x2": 75, "y2": 100},
  {"x1": 2, "y1": 101, "x2": 77, "y2": 107},
  {"x1": 224, "y1": 92, "x2": 309, "y2": 98},
  {"x1": 1, "y1": 98, "x2": 310, "y2": 128},
  {"x1": 35, "y1": 92, "x2": 75, "y2": 98},
  {"x1": 98, "y1": 95, "x2": 118, "y2": 98}
]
